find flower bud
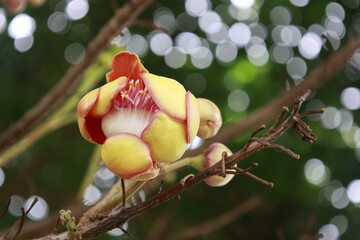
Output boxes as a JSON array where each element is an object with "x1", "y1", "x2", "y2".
[
  {"x1": 196, "y1": 98, "x2": 222, "y2": 139},
  {"x1": 189, "y1": 143, "x2": 234, "y2": 187},
  {"x1": 204, "y1": 143, "x2": 234, "y2": 187}
]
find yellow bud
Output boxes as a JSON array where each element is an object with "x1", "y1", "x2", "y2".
[{"x1": 196, "y1": 98, "x2": 222, "y2": 139}]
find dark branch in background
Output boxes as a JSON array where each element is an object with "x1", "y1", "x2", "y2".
[
  {"x1": 41, "y1": 90, "x2": 320, "y2": 239},
  {"x1": 3, "y1": 197, "x2": 38, "y2": 240},
  {"x1": 184, "y1": 38, "x2": 360, "y2": 158},
  {"x1": 0, "y1": 0, "x2": 153, "y2": 151},
  {"x1": 169, "y1": 196, "x2": 264, "y2": 240}
]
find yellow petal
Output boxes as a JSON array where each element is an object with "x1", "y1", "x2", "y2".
[
  {"x1": 142, "y1": 111, "x2": 187, "y2": 163},
  {"x1": 142, "y1": 73, "x2": 187, "y2": 121},
  {"x1": 186, "y1": 91, "x2": 200, "y2": 143},
  {"x1": 197, "y1": 98, "x2": 222, "y2": 139},
  {"x1": 90, "y1": 77, "x2": 128, "y2": 117},
  {"x1": 77, "y1": 88, "x2": 100, "y2": 117},
  {"x1": 101, "y1": 133, "x2": 158, "y2": 180}
]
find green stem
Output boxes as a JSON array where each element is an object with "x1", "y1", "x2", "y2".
[{"x1": 160, "y1": 154, "x2": 204, "y2": 173}]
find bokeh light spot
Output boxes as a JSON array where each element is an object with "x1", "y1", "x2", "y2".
[
  {"x1": 280, "y1": 25, "x2": 302, "y2": 47},
  {"x1": 321, "y1": 107, "x2": 342, "y2": 129},
  {"x1": 14, "y1": 35, "x2": 34, "y2": 52},
  {"x1": 175, "y1": 32, "x2": 201, "y2": 54},
  {"x1": 0, "y1": 8, "x2": 7, "y2": 34},
  {"x1": 286, "y1": 57, "x2": 307, "y2": 78},
  {"x1": 126, "y1": 34, "x2": 148, "y2": 57},
  {"x1": 247, "y1": 44, "x2": 269, "y2": 66},
  {"x1": 48, "y1": 12, "x2": 69, "y2": 34},
  {"x1": 65, "y1": 0, "x2": 89, "y2": 21},
  {"x1": 228, "y1": 89, "x2": 250, "y2": 112},
  {"x1": 347, "y1": 179, "x2": 360, "y2": 203},
  {"x1": 331, "y1": 187, "x2": 349, "y2": 209},
  {"x1": 83, "y1": 184, "x2": 102, "y2": 206},
  {"x1": 290, "y1": 0, "x2": 309, "y2": 7},
  {"x1": 9, "y1": 195, "x2": 25, "y2": 217},
  {"x1": 154, "y1": 8, "x2": 176, "y2": 33},
  {"x1": 231, "y1": 0, "x2": 255, "y2": 9},
  {"x1": 341, "y1": 87, "x2": 360, "y2": 110},
  {"x1": 198, "y1": 11, "x2": 222, "y2": 34},
  {"x1": 272, "y1": 45, "x2": 293, "y2": 64},
  {"x1": 318, "y1": 224, "x2": 340, "y2": 240},
  {"x1": 229, "y1": 22, "x2": 251, "y2": 47},
  {"x1": 64, "y1": 42, "x2": 85, "y2": 64},
  {"x1": 326, "y1": 2, "x2": 345, "y2": 21},
  {"x1": 164, "y1": 47, "x2": 187, "y2": 69},
  {"x1": 304, "y1": 158, "x2": 330, "y2": 186},
  {"x1": 216, "y1": 42, "x2": 238, "y2": 63},
  {"x1": 8, "y1": 14, "x2": 36, "y2": 39},
  {"x1": 330, "y1": 215, "x2": 348, "y2": 235},
  {"x1": 270, "y1": 6, "x2": 292, "y2": 25},
  {"x1": 24, "y1": 196, "x2": 49, "y2": 221},
  {"x1": 299, "y1": 32, "x2": 322, "y2": 59},
  {"x1": 0, "y1": 168, "x2": 4, "y2": 187},
  {"x1": 190, "y1": 47, "x2": 213, "y2": 69},
  {"x1": 150, "y1": 32, "x2": 173, "y2": 56}
]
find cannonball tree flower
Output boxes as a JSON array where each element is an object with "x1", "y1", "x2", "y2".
[{"x1": 77, "y1": 52, "x2": 221, "y2": 181}]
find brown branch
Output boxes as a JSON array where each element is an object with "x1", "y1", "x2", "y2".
[
  {"x1": 184, "y1": 38, "x2": 360, "y2": 158},
  {"x1": 0, "y1": 0, "x2": 153, "y2": 152},
  {"x1": 169, "y1": 196, "x2": 263, "y2": 240},
  {"x1": 3, "y1": 197, "x2": 38, "y2": 240},
  {"x1": 36, "y1": 90, "x2": 319, "y2": 239},
  {"x1": 0, "y1": 198, "x2": 11, "y2": 219}
]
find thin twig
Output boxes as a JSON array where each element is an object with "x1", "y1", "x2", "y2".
[
  {"x1": 184, "y1": 38, "x2": 360, "y2": 158},
  {"x1": 0, "y1": 198, "x2": 11, "y2": 219}
]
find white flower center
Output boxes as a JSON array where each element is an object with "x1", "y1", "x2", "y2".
[{"x1": 101, "y1": 107, "x2": 154, "y2": 137}]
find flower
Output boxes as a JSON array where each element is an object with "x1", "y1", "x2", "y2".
[
  {"x1": 77, "y1": 52, "x2": 209, "y2": 180},
  {"x1": 190, "y1": 143, "x2": 235, "y2": 187}
]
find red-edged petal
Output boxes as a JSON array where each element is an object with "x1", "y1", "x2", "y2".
[
  {"x1": 106, "y1": 51, "x2": 149, "y2": 82},
  {"x1": 142, "y1": 73, "x2": 187, "y2": 122},
  {"x1": 141, "y1": 110, "x2": 187, "y2": 163},
  {"x1": 89, "y1": 77, "x2": 127, "y2": 117},
  {"x1": 101, "y1": 133, "x2": 159, "y2": 180},
  {"x1": 186, "y1": 91, "x2": 200, "y2": 143}
]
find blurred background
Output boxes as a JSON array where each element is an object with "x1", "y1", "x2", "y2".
[{"x1": 0, "y1": 0, "x2": 360, "y2": 239}]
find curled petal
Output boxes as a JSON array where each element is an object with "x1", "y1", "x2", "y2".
[
  {"x1": 142, "y1": 73, "x2": 187, "y2": 121},
  {"x1": 106, "y1": 51, "x2": 148, "y2": 82},
  {"x1": 142, "y1": 111, "x2": 187, "y2": 163},
  {"x1": 90, "y1": 77, "x2": 127, "y2": 117},
  {"x1": 197, "y1": 98, "x2": 222, "y2": 139},
  {"x1": 204, "y1": 143, "x2": 234, "y2": 187},
  {"x1": 77, "y1": 88, "x2": 99, "y2": 117},
  {"x1": 186, "y1": 91, "x2": 200, "y2": 143},
  {"x1": 101, "y1": 133, "x2": 158, "y2": 180}
]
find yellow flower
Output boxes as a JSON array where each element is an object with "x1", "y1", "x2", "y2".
[{"x1": 77, "y1": 52, "x2": 204, "y2": 180}]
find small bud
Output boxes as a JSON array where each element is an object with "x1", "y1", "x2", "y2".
[
  {"x1": 190, "y1": 143, "x2": 235, "y2": 187},
  {"x1": 196, "y1": 98, "x2": 222, "y2": 139}
]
